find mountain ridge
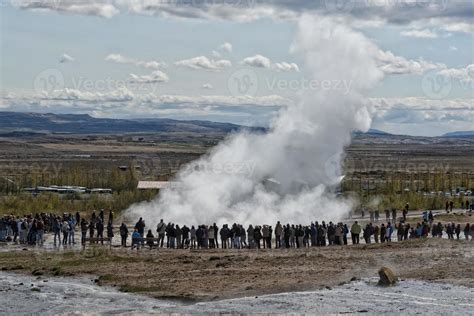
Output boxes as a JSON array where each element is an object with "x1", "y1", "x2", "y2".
[{"x1": 0, "y1": 111, "x2": 472, "y2": 138}]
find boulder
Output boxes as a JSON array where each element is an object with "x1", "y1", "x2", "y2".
[{"x1": 378, "y1": 267, "x2": 398, "y2": 286}]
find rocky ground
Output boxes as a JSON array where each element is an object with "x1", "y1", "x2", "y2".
[{"x1": 0, "y1": 238, "x2": 472, "y2": 302}]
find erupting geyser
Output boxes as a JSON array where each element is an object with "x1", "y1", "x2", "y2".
[{"x1": 126, "y1": 15, "x2": 385, "y2": 226}]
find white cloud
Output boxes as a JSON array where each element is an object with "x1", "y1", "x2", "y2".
[
  {"x1": 437, "y1": 64, "x2": 474, "y2": 83},
  {"x1": 219, "y1": 42, "x2": 233, "y2": 53},
  {"x1": 128, "y1": 70, "x2": 169, "y2": 83},
  {"x1": 105, "y1": 54, "x2": 128, "y2": 64},
  {"x1": 400, "y1": 29, "x2": 438, "y2": 38},
  {"x1": 241, "y1": 54, "x2": 299, "y2": 72},
  {"x1": 16, "y1": 0, "x2": 472, "y2": 31},
  {"x1": 241, "y1": 54, "x2": 272, "y2": 69},
  {"x1": 370, "y1": 97, "x2": 473, "y2": 111},
  {"x1": 17, "y1": 1, "x2": 119, "y2": 18},
  {"x1": 40, "y1": 87, "x2": 134, "y2": 103},
  {"x1": 59, "y1": 53, "x2": 75, "y2": 63},
  {"x1": 175, "y1": 56, "x2": 232, "y2": 71},
  {"x1": 202, "y1": 83, "x2": 213, "y2": 89},
  {"x1": 105, "y1": 54, "x2": 164, "y2": 70},
  {"x1": 2, "y1": 91, "x2": 471, "y2": 135},
  {"x1": 375, "y1": 50, "x2": 445, "y2": 75},
  {"x1": 369, "y1": 97, "x2": 473, "y2": 135},
  {"x1": 440, "y1": 21, "x2": 474, "y2": 34},
  {"x1": 210, "y1": 42, "x2": 232, "y2": 58},
  {"x1": 449, "y1": 46, "x2": 458, "y2": 51},
  {"x1": 141, "y1": 94, "x2": 292, "y2": 108},
  {"x1": 273, "y1": 62, "x2": 300, "y2": 72},
  {"x1": 3, "y1": 89, "x2": 291, "y2": 108}
]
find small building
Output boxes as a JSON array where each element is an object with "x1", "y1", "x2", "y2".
[{"x1": 137, "y1": 181, "x2": 176, "y2": 190}]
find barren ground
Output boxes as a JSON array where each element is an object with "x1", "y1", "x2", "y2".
[{"x1": 0, "y1": 238, "x2": 472, "y2": 302}]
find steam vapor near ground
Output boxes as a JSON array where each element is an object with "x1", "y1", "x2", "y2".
[{"x1": 126, "y1": 15, "x2": 385, "y2": 226}]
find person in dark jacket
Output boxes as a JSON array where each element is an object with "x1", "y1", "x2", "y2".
[
  {"x1": 96, "y1": 220, "x2": 104, "y2": 244},
  {"x1": 75, "y1": 212, "x2": 81, "y2": 226},
  {"x1": 213, "y1": 223, "x2": 219, "y2": 248},
  {"x1": 89, "y1": 217, "x2": 95, "y2": 239},
  {"x1": 108, "y1": 210, "x2": 114, "y2": 224},
  {"x1": 182, "y1": 225, "x2": 190, "y2": 248},
  {"x1": 454, "y1": 224, "x2": 461, "y2": 240},
  {"x1": 254, "y1": 226, "x2": 262, "y2": 249},
  {"x1": 107, "y1": 221, "x2": 114, "y2": 242},
  {"x1": 134, "y1": 218, "x2": 146, "y2": 246},
  {"x1": 196, "y1": 225, "x2": 204, "y2": 249},
  {"x1": 120, "y1": 223, "x2": 129, "y2": 247},
  {"x1": 146, "y1": 230, "x2": 155, "y2": 249},
  {"x1": 220, "y1": 224, "x2": 229, "y2": 249}
]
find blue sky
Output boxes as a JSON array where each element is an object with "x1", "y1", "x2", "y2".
[{"x1": 0, "y1": 0, "x2": 472, "y2": 136}]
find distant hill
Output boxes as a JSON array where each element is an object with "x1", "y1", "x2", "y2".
[
  {"x1": 442, "y1": 131, "x2": 474, "y2": 138},
  {"x1": 0, "y1": 111, "x2": 263, "y2": 135},
  {"x1": 366, "y1": 128, "x2": 391, "y2": 135},
  {"x1": 353, "y1": 128, "x2": 392, "y2": 136}
]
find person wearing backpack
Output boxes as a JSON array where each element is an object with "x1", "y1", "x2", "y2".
[{"x1": 156, "y1": 219, "x2": 166, "y2": 248}]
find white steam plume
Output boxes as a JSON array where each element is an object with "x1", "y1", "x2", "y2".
[{"x1": 126, "y1": 15, "x2": 384, "y2": 226}]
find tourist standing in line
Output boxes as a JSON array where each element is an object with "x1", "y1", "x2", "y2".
[{"x1": 350, "y1": 221, "x2": 361, "y2": 245}]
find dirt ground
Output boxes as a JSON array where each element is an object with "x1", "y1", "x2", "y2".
[{"x1": 0, "y1": 238, "x2": 472, "y2": 302}]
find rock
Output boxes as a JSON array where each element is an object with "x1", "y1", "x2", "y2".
[
  {"x1": 350, "y1": 276, "x2": 358, "y2": 282},
  {"x1": 378, "y1": 267, "x2": 398, "y2": 286},
  {"x1": 31, "y1": 269, "x2": 43, "y2": 276},
  {"x1": 209, "y1": 256, "x2": 220, "y2": 261}
]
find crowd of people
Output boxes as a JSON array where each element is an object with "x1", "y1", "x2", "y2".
[
  {"x1": 1, "y1": 207, "x2": 473, "y2": 250},
  {"x1": 123, "y1": 216, "x2": 473, "y2": 250},
  {"x1": 0, "y1": 209, "x2": 114, "y2": 246}
]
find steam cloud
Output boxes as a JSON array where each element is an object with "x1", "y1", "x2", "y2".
[{"x1": 126, "y1": 15, "x2": 384, "y2": 226}]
